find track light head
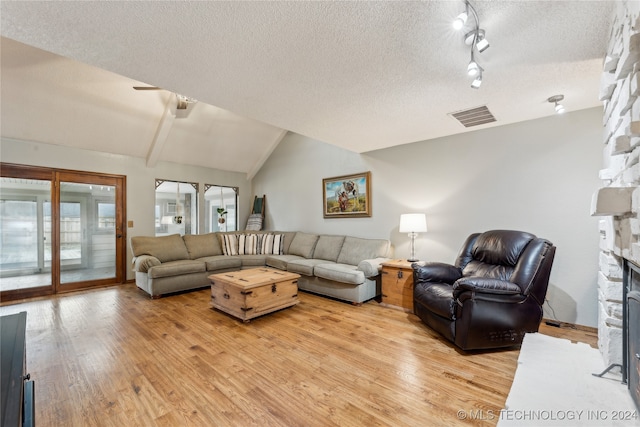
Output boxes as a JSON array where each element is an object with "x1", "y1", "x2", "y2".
[
  {"x1": 467, "y1": 60, "x2": 479, "y2": 76},
  {"x1": 471, "y1": 67, "x2": 484, "y2": 89},
  {"x1": 453, "y1": 10, "x2": 468, "y2": 30},
  {"x1": 476, "y1": 34, "x2": 490, "y2": 52}
]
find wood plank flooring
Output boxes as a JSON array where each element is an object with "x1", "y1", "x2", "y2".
[{"x1": 0, "y1": 284, "x2": 596, "y2": 426}]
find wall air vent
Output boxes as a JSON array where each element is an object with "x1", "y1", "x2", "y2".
[{"x1": 449, "y1": 105, "x2": 496, "y2": 128}]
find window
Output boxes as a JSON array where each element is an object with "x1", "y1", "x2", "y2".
[
  {"x1": 204, "y1": 185, "x2": 238, "y2": 233},
  {"x1": 155, "y1": 179, "x2": 198, "y2": 236},
  {"x1": 97, "y1": 202, "x2": 116, "y2": 230}
]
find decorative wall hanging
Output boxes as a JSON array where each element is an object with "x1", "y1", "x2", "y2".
[{"x1": 323, "y1": 172, "x2": 371, "y2": 218}]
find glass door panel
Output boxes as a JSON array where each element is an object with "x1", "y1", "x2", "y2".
[
  {"x1": 59, "y1": 182, "x2": 116, "y2": 285},
  {"x1": 0, "y1": 178, "x2": 53, "y2": 292}
]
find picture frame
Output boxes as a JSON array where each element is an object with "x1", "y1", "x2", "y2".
[{"x1": 322, "y1": 171, "x2": 371, "y2": 218}]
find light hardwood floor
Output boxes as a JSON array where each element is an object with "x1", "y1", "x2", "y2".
[{"x1": 0, "y1": 284, "x2": 596, "y2": 426}]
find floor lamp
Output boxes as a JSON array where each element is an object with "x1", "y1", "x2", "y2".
[{"x1": 399, "y1": 213, "x2": 427, "y2": 262}]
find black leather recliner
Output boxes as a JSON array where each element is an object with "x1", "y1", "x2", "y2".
[{"x1": 412, "y1": 230, "x2": 556, "y2": 351}]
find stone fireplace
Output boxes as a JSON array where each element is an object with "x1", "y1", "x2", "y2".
[{"x1": 591, "y1": 0, "x2": 639, "y2": 391}]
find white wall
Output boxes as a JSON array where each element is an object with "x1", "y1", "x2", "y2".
[
  {"x1": 253, "y1": 107, "x2": 604, "y2": 327},
  {"x1": 0, "y1": 137, "x2": 252, "y2": 280}
]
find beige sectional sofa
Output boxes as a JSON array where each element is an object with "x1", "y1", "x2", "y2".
[{"x1": 130, "y1": 231, "x2": 392, "y2": 304}]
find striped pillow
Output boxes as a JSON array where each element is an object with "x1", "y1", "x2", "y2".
[
  {"x1": 261, "y1": 234, "x2": 284, "y2": 255},
  {"x1": 245, "y1": 214, "x2": 263, "y2": 231},
  {"x1": 238, "y1": 234, "x2": 263, "y2": 255},
  {"x1": 221, "y1": 234, "x2": 239, "y2": 256}
]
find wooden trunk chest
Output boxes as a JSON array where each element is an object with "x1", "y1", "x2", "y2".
[
  {"x1": 381, "y1": 260, "x2": 415, "y2": 312},
  {"x1": 209, "y1": 268, "x2": 300, "y2": 322}
]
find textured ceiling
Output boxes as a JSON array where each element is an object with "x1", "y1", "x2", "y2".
[{"x1": 0, "y1": 1, "x2": 614, "y2": 175}]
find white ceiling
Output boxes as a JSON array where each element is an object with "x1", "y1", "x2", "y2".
[{"x1": 0, "y1": 1, "x2": 614, "y2": 176}]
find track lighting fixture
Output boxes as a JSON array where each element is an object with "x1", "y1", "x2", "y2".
[
  {"x1": 547, "y1": 95, "x2": 565, "y2": 114},
  {"x1": 454, "y1": 0, "x2": 490, "y2": 88}
]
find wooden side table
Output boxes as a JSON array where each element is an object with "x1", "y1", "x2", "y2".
[{"x1": 380, "y1": 259, "x2": 415, "y2": 313}]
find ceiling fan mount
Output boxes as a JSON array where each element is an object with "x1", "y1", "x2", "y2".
[
  {"x1": 133, "y1": 86, "x2": 197, "y2": 110},
  {"x1": 133, "y1": 86, "x2": 161, "y2": 90}
]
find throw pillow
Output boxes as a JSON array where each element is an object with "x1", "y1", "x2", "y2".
[
  {"x1": 238, "y1": 234, "x2": 262, "y2": 255},
  {"x1": 245, "y1": 214, "x2": 263, "y2": 231},
  {"x1": 221, "y1": 234, "x2": 239, "y2": 256},
  {"x1": 261, "y1": 234, "x2": 284, "y2": 255}
]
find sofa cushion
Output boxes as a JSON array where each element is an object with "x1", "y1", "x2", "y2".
[
  {"x1": 148, "y1": 260, "x2": 205, "y2": 279},
  {"x1": 238, "y1": 255, "x2": 269, "y2": 267},
  {"x1": 183, "y1": 233, "x2": 223, "y2": 259},
  {"x1": 201, "y1": 256, "x2": 242, "y2": 271},
  {"x1": 313, "y1": 235, "x2": 345, "y2": 262},
  {"x1": 288, "y1": 232, "x2": 319, "y2": 258},
  {"x1": 265, "y1": 254, "x2": 305, "y2": 271},
  {"x1": 131, "y1": 234, "x2": 190, "y2": 263},
  {"x1": 278, "y1": 232, "x2": 297, "y2": 254},
  {"x1": 287, "y1": 259, "x2": 335, "y2": 276},
  {"x1": 314, "y1": 263, "x2": 365, "y2": 285},
  {"x1": 336, "y1": 236, "x2": 390, "y2": 266}
]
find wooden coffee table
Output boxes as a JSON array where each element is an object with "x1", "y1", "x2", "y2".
[{"x1": 209, "y1": 268, "x2": 300, "y2": 322}]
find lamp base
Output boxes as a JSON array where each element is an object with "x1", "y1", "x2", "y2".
[{"x1": 407, "y1": 258, "x2": 419, "y2": 263}]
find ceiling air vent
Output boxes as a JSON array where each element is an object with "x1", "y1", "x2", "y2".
[{"x1": 449, "y1": 105, "x2": 496, "y2": 128}]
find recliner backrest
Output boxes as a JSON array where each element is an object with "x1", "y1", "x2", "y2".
[{"x1": 456, "y1": 230, "x2": 552, "y2": 295}]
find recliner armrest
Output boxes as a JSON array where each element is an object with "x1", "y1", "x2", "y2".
[
  {"x1": 412, "y1": 262, "x2": 462, "y2": 284},
  {"x1": 452, "y1": 277, "x2": 522, "y2": 298}
]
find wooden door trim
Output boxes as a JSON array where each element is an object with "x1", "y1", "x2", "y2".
[{"x1": 0, "y1": 163, "x2": 127, "y2": 301}]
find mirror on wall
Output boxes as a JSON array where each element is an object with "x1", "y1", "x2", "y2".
[
  {"x1": 204, "y1": 185, "x2": 238, "y2": 233},
  {"x1": 155, "y1": 179, "x2": 198, "y2": 236}
]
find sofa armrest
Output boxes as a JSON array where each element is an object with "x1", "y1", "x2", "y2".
[
  {"x1": 357, "y1": 257, "x2": 391, "y2": 277},
  {"x1": 412, "y1": 262, "x2": 462, "y2": 285},
  {"x1": 133, "y1": 255, "x2": 161, "y2": 273},
  {"x1": 452, "y1": 277, "x2": 522, "y2": 298}
]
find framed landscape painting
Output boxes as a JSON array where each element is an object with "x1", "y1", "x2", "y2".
[{"x1": 323, "y1": 171, "x2": 371, "y2": 218}]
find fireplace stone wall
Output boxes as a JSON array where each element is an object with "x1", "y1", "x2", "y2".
[{"x1": 593, "y1": 0, "x2": 640, "y2": 368}]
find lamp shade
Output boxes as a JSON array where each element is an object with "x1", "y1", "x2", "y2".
[{"x1": 399, "y1": 213, "x2": 427, "y2": 233}]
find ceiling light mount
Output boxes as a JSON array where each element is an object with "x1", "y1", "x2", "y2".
[
  {"x1": 453, "y1": 0, "x2": 490, "y2": 88},
  {"x1": 465, "y1": 29, "x2": 490, "y2": 53},
  {"x1": 547, "y1": 94, "x2": 565, "y2": 114}
]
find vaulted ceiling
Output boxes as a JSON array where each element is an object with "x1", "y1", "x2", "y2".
[{"x1": 1, "y1": 1, "x2": 614, "y2": 177}]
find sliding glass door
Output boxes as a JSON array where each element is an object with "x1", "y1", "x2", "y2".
[
  {"x1": 0, "y1": 179, "x2": 53, "y2": 292},
  {"x1": 0, "y1": 164, "x2": 126, "y2": 300},
  {"x1": 58, "y1": 178, "x2": 119, "y2": 288}
]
